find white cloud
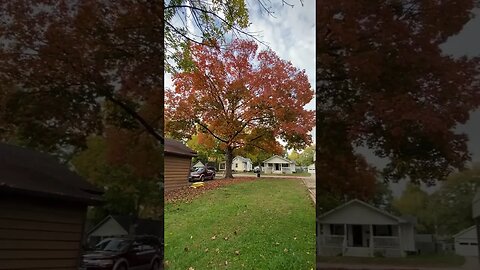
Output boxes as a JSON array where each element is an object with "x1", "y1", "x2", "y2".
[{"x1": 165, "y1": 1, "x2": 316, "y2": 145}]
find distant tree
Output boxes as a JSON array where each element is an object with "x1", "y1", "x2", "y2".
[
  {"x1": 392, "y1": 183, "x2": 432, "y2": 233},
  {"x1": 316, "y1": 0, "x2": 480, "y2": 203},
  {"x1": 426, "y1": 163, "x2": 480, "y2": 236},
  {"x1": 72, "y1": 135, "x2": 162, "y2": 221},
  {"x1": 186, "y1": 132, "x2": 223, "y2": 164},
  {"x1": 165, "y1": 39, "x2": 315, "y2": 178}
]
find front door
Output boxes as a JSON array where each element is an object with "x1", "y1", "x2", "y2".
[
  {"x1": 275, "y1": 164, "x2": 280, "y2": 171},
  {"x1": 352, "y1": 225, "x2": 363, "y2": 247}
]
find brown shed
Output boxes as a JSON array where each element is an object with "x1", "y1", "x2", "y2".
[
  {"x1": 0, "y1": 143, "x2": 103, "y2": 270},
  {"x1": 164, "y1": 138, "x2": 197, "y2": 191}
]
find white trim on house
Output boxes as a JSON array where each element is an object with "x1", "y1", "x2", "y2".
[
  {"x1": 318, "y1": 199, "x2": 416, "y2": 257},
  {"x1": 262, "y1": 155, "x2": 296, "y2": 174}
]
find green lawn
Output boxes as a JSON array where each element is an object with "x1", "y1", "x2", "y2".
[
  {"x1": 319, "y1": 253, "x2": 465, "y2": 268},
  {"x1": 232, "y1": 171, "x2": 312, "y2": 177},
  {"x1": 164, "y1": 179, "x2": 315, "y2": 270}
]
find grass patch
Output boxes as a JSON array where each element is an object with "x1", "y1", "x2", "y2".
[
  {"x1": 165, "y1": 179, "x2": 315, "y2": 270},
  {"x1": 319, "y1": 253, "x2": 465, "y2": 268},
  {"x1": 232, "y1": 171, "x2": 312, "y2": 177}
]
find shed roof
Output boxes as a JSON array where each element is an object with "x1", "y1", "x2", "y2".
[
  {"x1": 165, "y1": 138, "x2": 197, "y2": 157},
  {"x1": 0, "y1": 143, "x2": 103, "y2": 204}
]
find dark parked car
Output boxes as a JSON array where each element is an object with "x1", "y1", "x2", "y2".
[
  {"x1": 79, "y1": 236, "x2": 161, "y2": 270},
  {"x1": 189, "y1": 167, "x2": 215, "y2": 182}
]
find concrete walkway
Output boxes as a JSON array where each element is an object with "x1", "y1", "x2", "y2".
[
  {"x1": 317, "y1": 256, "x2": 480, "y2": 270},
  {"x1": 303, "y1": 173, "x2": 316, "y2": 204}
]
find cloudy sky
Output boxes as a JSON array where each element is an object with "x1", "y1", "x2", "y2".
[
  {"x1": 374, "y1": 8, "x2": 480, "y2": 197},
  {"x1": 165, "y1": 1, "x2": 316, "y2": 145}
]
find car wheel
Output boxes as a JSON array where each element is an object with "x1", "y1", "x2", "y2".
[
  {"x1": 151, "y1": 259, "x2": 160, "y2": 270},
  {"x1": 116, "y1": 263, "x2": 128, "y2": 270},
  {"x1": 200, "y1": 175, "x2": 204, "y2": 182}
]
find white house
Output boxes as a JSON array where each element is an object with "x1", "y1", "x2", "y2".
[
  {"x1": 308, "y1": 163, "x2": 315, "y2": 173},
  {"x1": 219, "y1": 156, "x2": 253, "y2": 172},
  {"x1": 453, "y1": 225, "x2": 478, "y2": 257},
  {"x1": 318, "y1": 199, "x2": 416, "y2": 257},
  {"x1": 192, "y1": 161, "x2": 204, "y2": 169},
  {"x1": 262, "y1": 155, "x2": 296, "y2": 174}
]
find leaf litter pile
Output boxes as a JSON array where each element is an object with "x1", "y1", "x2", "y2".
[{"x1": 165, "y1": 177, "x2": 257, "y2": 203}]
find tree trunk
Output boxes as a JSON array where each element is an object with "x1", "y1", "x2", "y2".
[{"x1": 225, "y1": 146, "x2": 234, "y2": 179}]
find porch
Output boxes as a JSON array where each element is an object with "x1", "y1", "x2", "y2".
[
  {"x1": 319, "y1": 224, "x2": 404, "y2": 257},
  {"x1": 263, "y1": 162, "x2": 293, "y2": 174}
]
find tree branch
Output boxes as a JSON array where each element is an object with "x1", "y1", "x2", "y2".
[
  {"x1": 105, "y1": 94, "x2": 164, "y2": 144},
  {"x1": 195, "y1": 120, "x2": 229, "y2": 144}
]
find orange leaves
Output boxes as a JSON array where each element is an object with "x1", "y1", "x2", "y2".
[{"x1": 165, "y1": 39, "x2": 315, "y2": 151}]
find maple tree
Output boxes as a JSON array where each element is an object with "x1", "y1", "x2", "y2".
[
  {"x1": 165, "y1": 39, "x2": 314, "y2": 178},
  {"x1": 316, "y1": 0, "x2": 480, "y2": 204},
  {"x1": 0, "y1": 0, "x2": 164, "y2": 158}
]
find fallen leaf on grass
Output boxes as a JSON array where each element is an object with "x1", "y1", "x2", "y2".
[
  {"x1": 284, "y1": 248, "x2": 288, "y2": 252},
  {"x1": 235, "y1": 250, "x2": 240, "y2": 255},
  {"x1": 215, "y1": 248, "x2": 220, "y2": 253},
  {"x1": 188, "y1": 267, "x2": 194, "y2": 270},
  {"x1": 225, "y1": 261, "x2": 228, "y2": 265},
  {"x1": 204, "y1": 248, "x2": 209, "y2": 252},
  {"x1": 224, "y1": 236, "x2": 228, "y2": 240},
  {"x1": 165, "y1": 178, "x2": 257, "y2": 203},
  {"x1": 211, "y1": 235, "x2": 216, "y2": 240}
]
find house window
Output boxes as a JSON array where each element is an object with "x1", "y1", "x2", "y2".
[
  {"x1": 459, "y1": 242, "x2": 469, "y2": 245},
  {"x1": 235, "y1": 163, "x2": 238, "y2": 168},
  {"x1": 373, "y1": 225, "x2": 393, "y2": 236},
  {"x1": 282, "y1": 163, "x2": 289, "y2": 167},
  {"x1": 220, "y1": 163, "x2": 225, "y2": 170},
  {"x1": 330, "y1": 224, "x2": 345, "y2": 235}
]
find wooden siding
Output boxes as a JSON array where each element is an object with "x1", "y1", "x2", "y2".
[
  {"x1": 0, "y1": 196, "x2": 86, "y2": 270},
  {"x1": 165, "y1": 155, "x2": 192, "y2": 191}
]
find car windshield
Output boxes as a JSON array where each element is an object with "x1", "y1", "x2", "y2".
[
  {"x1": 195, "y1": 168, "x2": 204, "y2": 172},
  {"x1": 96, "y1": 238, "x2": 132, "y2": 252}
]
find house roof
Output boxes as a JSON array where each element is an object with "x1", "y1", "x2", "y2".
[
  {"x1": 0, "y1": 143, "x2": 103, "y2": 204},
  {"x1": 453, "y1": 225, "x2": 477, "y2": 239},
  {"x1": 87, "y1": 215, "x2": 162, "y2": 236},
  {"x1": 318, "y1": 199, "x2": 410, "y2": 224},
  {"x1": 165, "y1": 138, "x2": 197, "y2": 157},
  {"x1": 233, "y1": 156, "x2": 252, "y2": 163},
  {"x1": 193, "y1": 161, "x2": 204, "y2": 167},
  {"x1": 262, "y1": 155, "x2": 293, "y2": 164}
]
